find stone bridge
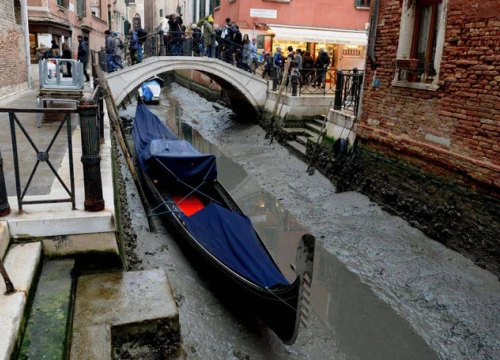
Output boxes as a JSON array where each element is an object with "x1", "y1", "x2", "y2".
[{"x1": 106, "y1": 56, "x2": 268, "y2": 113}]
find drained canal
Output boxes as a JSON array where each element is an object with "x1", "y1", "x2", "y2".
[{"x1": 117, "y1": 81, "x2": 499, "y2": 360}]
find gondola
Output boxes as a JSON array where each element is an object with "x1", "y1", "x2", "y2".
[
  {"x1": 137, "y1": 76, "x2": 164, "y2": 104},
  {"x1": 132, "y1": 102, "x2": 315, "y2": 344}
]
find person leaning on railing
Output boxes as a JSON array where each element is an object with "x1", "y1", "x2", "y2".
[
  {"x1": 197, "y1": 15, "x2": 215, "y2": 58},
  {"x1": 301, "y1": 51, "x2": 314, "y2": 86},
  {"x1": 128, "y1": 28, "x2": 141, "y2": 65},
  {"x1": 312, "y1": 48, "x2": 330, "y2": 88}
]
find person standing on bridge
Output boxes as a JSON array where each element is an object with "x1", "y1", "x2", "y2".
[
  {"x1": 105, "y1": 30, "x2": 119, "y2": 73},
  {"x1": 128, "y1": 28, "x2": 140, "y2": 65},
  {"x1": 197, "y1": 15, "x2": 214, "y2": 58}
]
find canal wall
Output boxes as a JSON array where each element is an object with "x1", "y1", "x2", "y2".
[{"x1": 303, "y1": 137, "x2": 500, "y2": 278}]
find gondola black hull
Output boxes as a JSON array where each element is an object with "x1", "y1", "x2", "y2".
[{"x1": 140, "y1": 170, "x2": 302, "y2": 344}]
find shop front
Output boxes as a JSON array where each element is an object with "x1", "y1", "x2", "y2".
[{"x1": 266, "y1": 24, "x2": 367, "y2": 71}]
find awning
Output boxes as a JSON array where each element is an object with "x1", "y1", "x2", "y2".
[
  {"x1": 268, "y1": 24, "x2": 368, "y2": 46},
  {"x1": 29, "y1": 20, "x2": 72, "y2": 37}
]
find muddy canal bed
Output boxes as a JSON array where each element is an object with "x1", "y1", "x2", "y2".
[{"x1": 117, "y1": 83, "x2": 500, "y2": 360}]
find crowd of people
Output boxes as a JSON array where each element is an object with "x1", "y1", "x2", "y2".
[{"x1": 103, "y1": 14, "x2": 334, "y2": 89}]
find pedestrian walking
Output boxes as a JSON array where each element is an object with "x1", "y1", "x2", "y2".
[
  {"x1": 61, "y1": 42, "x2": 72, "y2": 77},
  {"x1": 77, "y1": 35, "x2": 90, "y2": 82},
  {"x1": 112, "y1": 31, "x2": 124, "y2": 69}
]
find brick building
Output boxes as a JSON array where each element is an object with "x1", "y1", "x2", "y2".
[
  {"x1": 350, "y1": 0, "x2": 500, "y2": 274},
  {"x1": 0, "y1": 0, "x2": 30, "y2": 98}
]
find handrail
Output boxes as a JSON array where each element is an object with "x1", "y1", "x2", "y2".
[{"x1": 0, "y1": 96, "x2": 106, "y2": 212}]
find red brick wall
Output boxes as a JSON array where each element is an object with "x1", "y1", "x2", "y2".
[
  {"x1": 359, "y1": 0, "x2": 500, "y2": 189},
  {"x1": 0, "y1": 2, "x2": 28, "y2": 98}
]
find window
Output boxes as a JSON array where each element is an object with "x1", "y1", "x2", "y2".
[
  {"x1": 159, "y1": 9, "x2": 163, "y2": 17},
  {"x1": 214, "y1": 0, "x2": 220, "y2": 7},
  {"x1": 394, "y1": 0, "x2": 446, "y2": 89},
  {"x1": 77, "y1": 0, "x2": 87, "y2": 18},
  {"x1": 412, "y1": 0, "x2": 442, "y2": 69},
  {"x1": 355, "y1": 0, "x2": 370, "y2": 8},
  {"x1": 91, "y1": 2, "x2": 100, "y2": 17},
  {"x1": 57, "y1": 0, "x2": 69, "y2": 8}
]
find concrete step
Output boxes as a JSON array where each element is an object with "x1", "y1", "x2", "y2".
[
  {"x1": 304, "y1": 121, "x2": 323, "y2": 135},
  {"x1": 284, "y1": 140, "x2": 309, "y2": 163},
  {"x1": 310, "y1": 117, "x2": 325, "y2": 127},
  {"x1": 0, "y1": 242, "x2": 42, "y2": 360},
  {"x1": 18, "y1": 259, "x2": 75, "y2": 360},
  {"x1": 284, "y1": 127, "x2": 318, "y2": 140},
  {"x1": 71, "y1": 269, "x2": 179, "y2": 360},
  {"x1": 296, "y1": 135, "x2": 310, "y2": 147}
]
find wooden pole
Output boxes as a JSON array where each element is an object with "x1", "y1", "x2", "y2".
[{"x1": 267, "y1": 56, "x2": 292, "y2": 142}]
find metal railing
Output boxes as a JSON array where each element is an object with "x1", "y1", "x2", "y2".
[
  {"x1": 92, "y1": 31, "x2": 346, "y2": 97},
  {"x1": 334, "y1": 68, "x2": 364, "y2": 115},
  {"x1": 0, "y1": 89, "x2": 106, "y2": 213}
]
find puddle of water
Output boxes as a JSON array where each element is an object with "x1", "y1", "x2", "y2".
[{"x1": 157, "y1": 103, "x2": 437, "y2": 360}]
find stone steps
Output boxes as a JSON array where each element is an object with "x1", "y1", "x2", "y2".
[
  {"x1": 0, "y1": 242, "x2": 42, "y2": 360},
  {"x1": 70, "y1": 269, "x2": 180, "y2": 359},
  {"x1": 284, "y1": 140, "x2": 309, "y2": 162}
]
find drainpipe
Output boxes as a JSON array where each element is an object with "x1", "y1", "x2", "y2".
[
  {"x1": 20, "y1": 0, "x2": 32, "y2": 89},
  {"x1": 367, "y1": 0, "x2": 380, "y2": 70}
]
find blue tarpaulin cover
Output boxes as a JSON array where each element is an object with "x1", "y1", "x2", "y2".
[
  {"x1": 133, "y1": 104, "x2": 289, "y2": 288},
  {"x1": 141, "y1": 82, "x2": 155, "y2": 101},
  {"x1": 133, "y1": 103, "x2": 217, "y2": 186}
]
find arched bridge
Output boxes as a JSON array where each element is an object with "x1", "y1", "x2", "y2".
[{"x1": 106, "y1": 56, "x2": 268, "y2": 112}]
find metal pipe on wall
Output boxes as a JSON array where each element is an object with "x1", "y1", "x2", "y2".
[{"x1": 20, "y1": 0, "x2": 32, "y2": 89}]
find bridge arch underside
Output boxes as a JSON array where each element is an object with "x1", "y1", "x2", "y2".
[{"x1": 108, "y1": 58, "x2": 268, "y2": 120}]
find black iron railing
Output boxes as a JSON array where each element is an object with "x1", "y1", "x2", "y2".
[
  {"x1": 0, "y1": 89, "x2": 106, "y2": 213},
  {"x1": 334, "y1": 68, "x2": 364, "y2": 115},
  {"x1": 2, "y1": 107, "x2": 78, "y2": 212}
]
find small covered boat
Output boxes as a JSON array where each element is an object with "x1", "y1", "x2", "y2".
[
  {"x1": 132, "y1": 103, "x2": 315, "y2": 344},
  {"x1": 138, "y1": 76, "x2": 164, "y2": 104}
]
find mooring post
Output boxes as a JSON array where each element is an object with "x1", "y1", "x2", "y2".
[
  {"x1": 78, "y1": 96, "x2": 105, "y2": 211},
  {"x1": 334, "y1": 70, "x2": 343, "y2": 110},
  {"x1": 0, "y1": 150, "x2": 10, "y2": 217}
]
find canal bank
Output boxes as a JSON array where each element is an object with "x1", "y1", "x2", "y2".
[{"x1": 116, "y1": 81, "x2": 499, "y2": 360}]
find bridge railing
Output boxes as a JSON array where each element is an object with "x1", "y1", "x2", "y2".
[{"x1": 92, "y1": 31, "x2": 349, "y2": 97}]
